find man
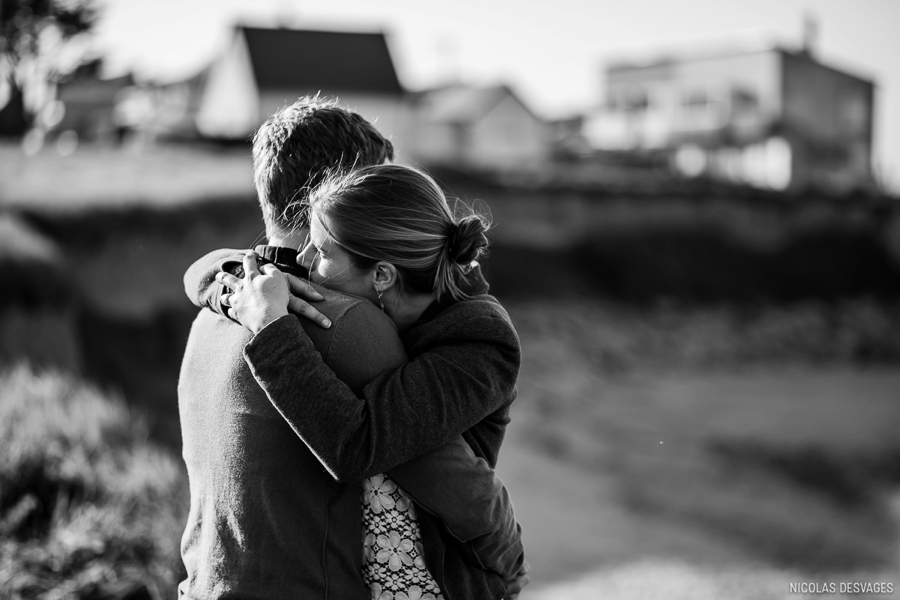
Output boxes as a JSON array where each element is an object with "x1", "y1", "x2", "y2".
[{"x1": 178, "y1": 97, "x2": 525, "y2": 599}]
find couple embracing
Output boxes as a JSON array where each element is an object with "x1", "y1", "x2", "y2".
[{"x1": 177, "y1": 97, "x2": 529, "y2": 600}]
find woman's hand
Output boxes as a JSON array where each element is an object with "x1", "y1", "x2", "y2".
[
  {"x1": 281, "y1": 273, "x2": 333, "y2": 329},
  {"x1": 217, "y1": 252, "x2": 331, "y2": 333},
  {"x1": 504, "y1": 561, "x2": 530, "y2": 600}
]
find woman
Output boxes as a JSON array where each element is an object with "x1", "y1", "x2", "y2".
[{"x1": 218, "y1": 164, "x2": 526, "y2": 600}]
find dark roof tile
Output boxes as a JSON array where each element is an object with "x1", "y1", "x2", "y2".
[{"x1": 241, "y1": 26, "x2": 404, "y2": 95}]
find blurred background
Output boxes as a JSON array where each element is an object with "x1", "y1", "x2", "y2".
[{"x1": 1, "y1": 0, "x2": 899, "y2": 598}]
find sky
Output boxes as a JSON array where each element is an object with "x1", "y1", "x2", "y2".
[{"x1": 93, "y1": 0, "x2": 900, "y2": 190}]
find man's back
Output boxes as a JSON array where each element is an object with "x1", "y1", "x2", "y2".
[{"x1": 178, "y1": 290, "x2": 405, "y2": 600}]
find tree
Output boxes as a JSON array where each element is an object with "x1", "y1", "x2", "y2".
[{"x1": 0, "y1": 0, "x2": 96, "y2": 132}]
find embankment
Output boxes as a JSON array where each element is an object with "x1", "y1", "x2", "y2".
[{"x1": 2, "y1": 182, "x2": 900, "y2": 446}]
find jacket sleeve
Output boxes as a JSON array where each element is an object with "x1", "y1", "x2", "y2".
[
  {"x1": 388, "y1": 439, "x2": 525, "y2": 581},
  {"x1": 243, "y1": 308, "x2": 520, "y2": 480},
  {"x1": 263, "y1": 301, "x2": 524, "y2": 582},
  {"x1": 183, "y1": 248, "x2": 246, "y2": 315}
]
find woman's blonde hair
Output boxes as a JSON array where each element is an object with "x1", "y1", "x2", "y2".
[{"x1": 307, "y1": 164, "x2": 490, "y2": 301}]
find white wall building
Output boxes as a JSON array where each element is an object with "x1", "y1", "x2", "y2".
[
  {"x1": 408, "y1": 84, "x2": 548, "y2": 170},
  {"x1": 585, "y1": 45, "x2": 874, "y2": 192},
  {"x1": 194, "y1": 25, "x2": 408, "y2": 147}
]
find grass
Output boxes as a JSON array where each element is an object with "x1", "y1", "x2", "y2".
[
  {"x1": 501, "y1": 300, "x2": 900, "y2": 590},
  {"x1": 0, "y1": 365, "x2": 188, "y2": 599},
  {"x1": 505, "y1": 299, "x2": 900, "y2": 373},
  {"x1": 0, "y1": 142, "x2": 254, "y2": 212}
]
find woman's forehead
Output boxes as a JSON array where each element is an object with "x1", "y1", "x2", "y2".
[{"x1": 309, "y1": 211, "x2": 337, "y2": 248}]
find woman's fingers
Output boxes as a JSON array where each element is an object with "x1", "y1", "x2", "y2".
[
  {"x1": 503, "y1": 562, "x2": 530, "y2": 599},
  {"x1": 259, "y1": 262, "x2": 280, "y2": 276},
  {"x1": 287, "y1": 296, "x2": 331, "y2": 329},
  {"x1": 285, "y1": 273, "x2": 324, "y2": 301},
  {"x1": 243, "y1": 251, "x2": 261, "y2": 276},
  {"x1": 214, "y1": 252, "x2": 329, "y2": 330},
  {"x1": 216, "y1": 271, "x2": 242, "y2": 290}
]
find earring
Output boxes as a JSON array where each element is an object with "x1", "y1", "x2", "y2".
[{"x1": 375, "y1": 285, "x2": 385, "y2": 312}]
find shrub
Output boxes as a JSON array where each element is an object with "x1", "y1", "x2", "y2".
[
  {"x1": 0, "y1": 366, "x2": 187, "y2": 599},
  {"x1": 506, "y1": 299, "x2": 900, "y2": 373}
]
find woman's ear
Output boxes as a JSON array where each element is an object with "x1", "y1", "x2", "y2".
[{"x1": 373, "y1": 261, "x2": 399, "y2": 292}]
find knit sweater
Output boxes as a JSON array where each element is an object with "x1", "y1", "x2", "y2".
[{"x1": 178, "y1": 291, "x2": 399, "y2": 599}]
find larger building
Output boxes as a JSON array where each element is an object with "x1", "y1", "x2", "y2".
[
  {"x1": 195, "y1": 25, "x2": 407, "y2": 145},
  {"x1": 408, "y1": 83, "x2": 548, "y2": 170},
  {"x1": 127, "y1": 24, "x2": 549, "y2": 170},
  {"x1": 585, "y1": 44, "x2": 875, "y2": 192}
]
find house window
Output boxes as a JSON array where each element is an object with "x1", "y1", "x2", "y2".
[
  {"x1": 731, "y1": 88, "x2": 758, "y2": 114},
  {"x1": 625, "y1": 90, "x2": 650, "y2": 112},
  {"x1": 608, "y1": 87, "x2": 652, "y2": 113},
  {"x1": 683, "y1": 89, "x2": 710, "y2": 109},
  {"x1": 682, "y1": 87, "x2": 728, "y2": 126},
  {"x1": 838, "y1": 90, "x2": 868, "y2": 133},
  {"x1": 607, "y1": 91, "x2": 620, "y2": 111}
]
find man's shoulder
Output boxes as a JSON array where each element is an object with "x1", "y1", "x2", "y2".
[
  {"x1": 313, "y1": 288, "x2": 376, "y2": 322},
  {"x1": 298, "y1": 289, "x2": 406, "y2": 394},
  {"x1": 182, "y1": 308, "x2": 254, "y2": 366},
  {"x1": 188, "y1": 306, "x2": 252, "y2": 338},
  {"x1": 299, "y1": 288, "x2": 394, "y2": 334},
  {"x1": 299, "y1": 288, "x2": 401, "y2": 360}
]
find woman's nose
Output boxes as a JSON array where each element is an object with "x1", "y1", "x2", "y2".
[{"x1": 298, "y1": 243, "x2": 315, "y2": 269}]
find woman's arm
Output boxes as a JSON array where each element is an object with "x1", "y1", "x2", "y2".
[
  {"x1": 389, "y1": 438, "x2": 525, "y2": 582},
  {"x1": 244, "y1": 307, "x2": 520, "y2": 480},
  {"x1": 295, "y1": 298, "x2": 525, "y2": 581},
  {"x1": 336, "y1": 314, "x2": 525, "y2": 584},
  {"x1": 221, "y1": 255, "x2": 521, "y2": 480},
  {"x1": 183, "y1": 248, "x2": 246, "y2": 315},
  {"x1": 197, "y1": 254, "x2": 524, "y2": 579}
]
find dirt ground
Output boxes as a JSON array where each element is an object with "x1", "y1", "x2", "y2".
[{"x1": 497, "y1": 365, "x2": 900, "y2": 595}]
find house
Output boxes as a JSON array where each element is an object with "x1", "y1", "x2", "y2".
[
  {"x1": 116, "y1": 70, "x2": 209, "y2": 143},
  {"x1": 0, "y1": 84, "x2": 28, "y2": 137},
  {"x1": 585, "y1": 43, "x2": 875, "y2": 192},
  {"x1": 547, "y1": 113, "x2": 591, "y2": 159},
  {"x1": 53, "y1": 60, "x2": 135, "y2": 143},
  {"x1": 407, "y1": 83, "x2": 548, "y2": 170},
  {"x1": 195, "y1": 25, "x2": 406, "y2": 144}
]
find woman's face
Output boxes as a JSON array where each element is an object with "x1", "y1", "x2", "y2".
[{"x1": 298, "y1": 210, "x2": 378, "y2": 302}]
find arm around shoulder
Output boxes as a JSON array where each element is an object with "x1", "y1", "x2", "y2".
[
  {"x1": 246, "y1": 302, "x2": 410, "y2": 481},
  {"x1": 244, "y1": 299, "x2": 521, "y2": 480},
  {"x1": 183, "y1": 248, "x2": 246, "y2": 314}
]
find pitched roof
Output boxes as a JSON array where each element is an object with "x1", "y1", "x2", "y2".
[
  {"x1": 607, "y1": 44, "x2": 874, "y2": 85},
  {"x1": 240, "y1": 26, "x2": 403, "y2": 95},
  {"x1": 413, "y1": 84, "x2": 539, "y2": 124}
]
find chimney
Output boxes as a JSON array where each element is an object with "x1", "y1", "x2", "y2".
[{"x1": 802, "y1": 13, "x2": 818, "y2": 57}]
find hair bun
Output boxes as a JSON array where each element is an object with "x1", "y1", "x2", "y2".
[{"x1": 448, "y1": 215, "x2": 489, "y2": 265}]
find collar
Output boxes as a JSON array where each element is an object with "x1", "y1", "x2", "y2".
[
  {"x1": 416, "y1": 262, "x2": 491, "y2": 325},
  {"x1": 257, "y1": 245, "x2": 309, "y2": 278}
]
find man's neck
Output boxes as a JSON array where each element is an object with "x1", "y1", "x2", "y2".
[{"x1": 267, "y1": 227, "x2": 309, "y2": 251}]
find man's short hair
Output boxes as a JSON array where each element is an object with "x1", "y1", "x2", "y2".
[{"x1": 252, "y1": 95, "x2": 394, "y2": 236}]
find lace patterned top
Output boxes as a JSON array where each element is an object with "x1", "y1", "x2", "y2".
[{"x1": 361, "y1": 473, "x2": 445, "y2": 600}]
